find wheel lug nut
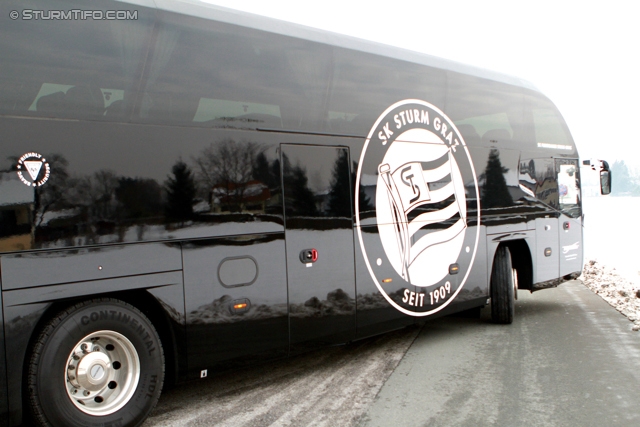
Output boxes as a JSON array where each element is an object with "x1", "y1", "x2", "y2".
[{"x1": 83, "y1": 390, "x2": 90, "y2": 396}]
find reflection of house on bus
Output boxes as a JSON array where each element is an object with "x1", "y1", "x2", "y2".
[
  {"x1": 0, "y1": 174, "x2": 33, "y2": 251},
  {"x1": 519, "y1": 159, "x2": 559, "y2": 208},
  {"x1": 210, "y1": 180, "x2": 273, "y2": 213}
]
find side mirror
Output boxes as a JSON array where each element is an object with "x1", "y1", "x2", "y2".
[
  {"x1": 583, "y1": 158, "x2": 612, "y2": 195},
  {"x1": 600, "y1": 170, "x2": 611, "y2": 195}
]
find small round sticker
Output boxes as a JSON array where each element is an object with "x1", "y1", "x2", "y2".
[{"x1": 16, "y1": 152, "x2": 51, "y2": 187}]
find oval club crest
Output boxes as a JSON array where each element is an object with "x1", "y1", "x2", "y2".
[{"x1": 355, "y1": 99, "x2": 480, "y2": 316}]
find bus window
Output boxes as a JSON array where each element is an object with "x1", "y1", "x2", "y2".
[
  {"x1": 0, "y1": 2, "x2": 153, "y2": 121},
  {"x1": 523, "y1": 90, "x2": 574, "y2": 152},
  {"x1": 557, "y1": 159, "x2": 581, "y2": 218},
  {"x1": 192, "y1": 98, "x2": 283, "y2": 128},
  {"x1": 533, "y1": 107, "x2": 572, "y2": 150},
  {"x1": 139, "y1": 13, "x2": 331, "y2": 131},
  {"x1": 327, "y1": 48, "x2": 446, "y2": 137},
  {"x1": 455, "y1": 112, "x2": 513, "y2": 142},
  {"x1": 446, "y1": 71, "x2": 525, "y2": 148}
]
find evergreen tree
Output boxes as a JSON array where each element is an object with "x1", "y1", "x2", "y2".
[
  {"x1": 252, "y1": 151, "x2": 278, "y2": 189},
  {"x1": 327, "y1": 150, "x2": 352, "y2": 217},
  {"x1": 116, "y1": 177, "x2": 163, "y2": 219},
  {"x1": 610, "y1": 160, "x2": 640, "y2": 195},
  {"x1": 165, "y1": 161, "x2": 196, "y2": 222},
  {"x1": 281, "y1": 152, "x2": 317, "y2": 217},
  {"x1": 481, "y1": 149, "x2": 513, "y2": 209},
  {"x1": 289, "y1": 165, "x2": 318, "y2": 217}
]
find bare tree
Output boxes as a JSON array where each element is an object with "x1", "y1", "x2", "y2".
[{"x1": 194, "y1": 139, "x2": 259, "y2": 212}]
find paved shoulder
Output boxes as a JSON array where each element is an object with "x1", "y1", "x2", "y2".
[
  {"x1": 144, "y1": 326, "x2": 419, "y2": 427},
  {"x1": 359, "y1": 280, "x2": 640, "y2": 427}
]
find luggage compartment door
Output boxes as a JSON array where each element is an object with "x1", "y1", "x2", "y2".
[{"x1": 281, "y1": 144, "x2": 356, "y2": 351}]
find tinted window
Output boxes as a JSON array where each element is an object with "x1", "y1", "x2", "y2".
[
  {"x1": 138, "y1": 12, "x2": 332, "y2": 131},
  {"x1": 328, "y1": 49, "x2": 446, "y2": 136},
  {"x1": 0, "y1": 0, "x2": 154, "y2": 121},
  {"x1": 530, "y1": 94, "x2": 573, "y2": 150},
  {"x1": 519, "y1": 158, "x2": 559, "y2": 209},
  {"x1": 446, "y1": 72, "x2": 525, "y2": 148},
  {"x1": 557, "y1": 159, "x2": 581, "y2": 218}
]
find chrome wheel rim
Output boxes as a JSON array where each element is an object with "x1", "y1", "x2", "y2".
[{"x1": 65, "y1": 330, "x2": 140, "y2": 416}]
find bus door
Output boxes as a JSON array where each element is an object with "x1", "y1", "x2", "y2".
[
  {"x1": 281, "y1": 144, "x2": 356, "y2": 351},
  {"x1": 530, "y1": 158, "x2": 560, "y2": 284},
  {"x1": 556, "y1": 159, "x2": 583, "y2": 276}
]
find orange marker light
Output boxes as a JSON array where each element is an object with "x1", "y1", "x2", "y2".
[
  {"x1": 382, "y1": 278, "x2": 393, "y2": 283},
  {"x1": 233, "y1": 303, "x2": 248, "y2": 310}
]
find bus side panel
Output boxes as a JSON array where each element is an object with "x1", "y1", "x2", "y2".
[
  {"x1": 1, "y1": 270, "x2": 184, "y2": 425},
  {"x1": 0, "y1": 242, "x2": 182, "y2": 290},
  {"x1": 355, "y1": 227, "x2": 415, "y2": 339},
  {"x1": 182, "y1": 234, "x2": 289, "y2": 378},
  {"x1": 458, "y1": 224, "x2": 488, "y2": 306},
  {"x1": 0, "y1": 271, "x2": 8, "y2": 426}
]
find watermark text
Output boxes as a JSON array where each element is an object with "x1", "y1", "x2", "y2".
[{"x1": 10, "y1": 9, "x2": 138, "y2": 21}]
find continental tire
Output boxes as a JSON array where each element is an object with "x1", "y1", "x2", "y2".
[
  {"x1": 490, "y1": 246, "x2": 515, "y2": 324},
  {"x1": 27, "y1": 298, "x2": 164, "y2": 427}
]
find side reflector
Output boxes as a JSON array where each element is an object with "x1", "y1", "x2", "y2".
[
  {"x1": 382, "y1": 278, "x2": 393, "y2": 283},
  {"x1": 229, "y1": 298, "x2": 250, "y2": 314},
  {"x1": 449, "y1": 264, "x2": 459, "y2": 275}
]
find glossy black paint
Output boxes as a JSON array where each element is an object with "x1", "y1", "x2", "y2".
[
  {"x1": 0, "y1": 0, "x2": 586, "y2": 425},
  {"x1": 0, "y1": 285, "x2": 7, "y2": 426},
  {"x1": 282, "y1": 144, "x2": 357, "y2": 350},
  {"x1": 182, "y1": 233, "x2": 288, "y2": 376}
]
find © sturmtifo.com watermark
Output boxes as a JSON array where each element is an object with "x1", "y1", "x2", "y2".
[{"x1": 10, "y1": 9, "x2": 138, "y2": 20}]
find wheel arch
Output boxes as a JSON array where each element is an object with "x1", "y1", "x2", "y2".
[
  {"x1": 19, "y1": 287, "x2": 181, "y2": 425},
  {"x1": 500, "y1": 239, "x2": 533, "y2": 292},
  {"x1": 489, "y1": 238, "x2": 533, "y2": 292}
]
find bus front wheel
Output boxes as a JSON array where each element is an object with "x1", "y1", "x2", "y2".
[
  {"x1": 490, "y1": 246, "x2": 515, "y2": 324},
  {"x1": 27, "y1": 298, "x2": 164, "y2": 427}
]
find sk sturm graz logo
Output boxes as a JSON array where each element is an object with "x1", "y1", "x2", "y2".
[
  {"x1": 355, "y1": 100, "x2": 480, "y2": 316},
  {"x1": 16, "y1": 152, "x2": 51, "y2": 187}
]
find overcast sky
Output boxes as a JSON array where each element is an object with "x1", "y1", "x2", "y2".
[{"x1": 202, "y1": 0, "x2": 639, "y2": 170}]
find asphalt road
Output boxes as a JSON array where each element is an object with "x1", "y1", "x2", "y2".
[
  {"x1": 360, "y1": 280, "x2": 640, "y2": 427},
  {"x1": 144, "y1": 280, "x2": 640, "y2": 427}
]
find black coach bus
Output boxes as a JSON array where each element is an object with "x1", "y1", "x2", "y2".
[{"x1": 0, "y1": 1, "x2": 611, "y2": 426}]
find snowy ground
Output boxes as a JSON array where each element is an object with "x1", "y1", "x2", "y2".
[
  {"x1": 580, "y1": 196, "x2": 640, "y2": 331},
  {"x1": 580, "y1": 259, "x2": 640, "y2": 331}
]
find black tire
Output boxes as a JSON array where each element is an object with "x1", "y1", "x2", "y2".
[
  {"x1": 490, "y1": 246, "x2": 515, "y2": 324},
  {"x1": 27, "y1": 298, "x2": 164, "y2": 427}
]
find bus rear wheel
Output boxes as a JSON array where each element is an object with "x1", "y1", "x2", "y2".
[
  {"x1": 27, "y1": 298, "x2": 164, "y2": 427},
  {"x1": 490, "y1": 246, "x2": 515, "y2": 324}
]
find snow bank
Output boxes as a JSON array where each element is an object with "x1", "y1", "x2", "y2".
[{"x1": 580, "y1": 259, "x2": 640, "y2": 331}]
